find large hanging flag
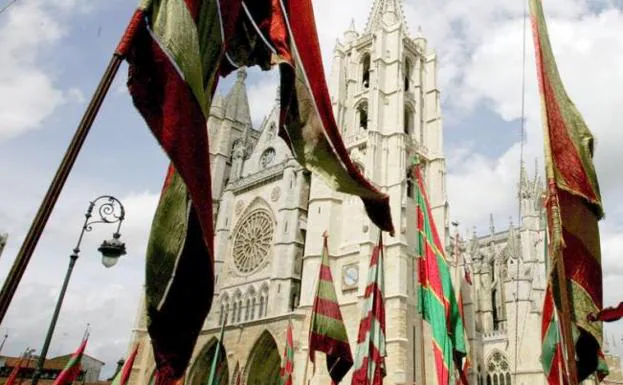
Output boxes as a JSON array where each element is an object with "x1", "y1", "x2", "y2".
[
  {"x1": 529, "y1": 0, "x2": 608, "y2": 382},
  {"x1": 117, "y1": 0, "x2": 393, "y2": 380},
  {"x1": 52, "y1": 337, "x2": 88, "y2": 385},
  {"x1": 414, "y1": 164, "x2": 467, "y2": 385},
  {"x1": 309, "y1": 234, "x2": 353, "y2": 384},
  {"x1": 111, "y1": 344, "x2": 140, "y2": 385},
  {"x1": 280, "y1": 321, "x2": 294, "y2": 385},
  {"x1": 351, "y1": 237, "x2": 386, "y2": 385}
]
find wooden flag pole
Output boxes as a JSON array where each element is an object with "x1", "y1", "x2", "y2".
[
  {"x1": 555, "y1": 255, "x2": 579, "y2": 385},
  {"x1": 0, "y1": 13, "x2": 142, "y2": 325}
]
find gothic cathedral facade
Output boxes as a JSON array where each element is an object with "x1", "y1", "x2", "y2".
[{"x1": 127, "y1": 1, "x2": 551, "y2": 385}]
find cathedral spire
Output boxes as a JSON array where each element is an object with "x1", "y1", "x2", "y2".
[
  {"x1": 224, "y1": 67, "x2": 252, "y2": 125},
  {"x1": 365, "y1": 0, "x2": 409, "y2": 34}
]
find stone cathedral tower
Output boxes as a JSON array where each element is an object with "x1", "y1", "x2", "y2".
[
  {"x1": 127, "y1": 1, "x2": 447, "y2": 385},
  {"x1": 299, "y1": 1, "x2": 446, "y2": 385}
]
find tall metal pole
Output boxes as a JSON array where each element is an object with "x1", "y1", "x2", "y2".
[
  {"x1": 30, "y1": 197, "x2": 125, "y2": 385},
  {"x1": 0, "y1": 333, "x2": 8, "y2": 355},
  {"x1": 30, "y1": 253, "x2": 79, "y2": 385}
]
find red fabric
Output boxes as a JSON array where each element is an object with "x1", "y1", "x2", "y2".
[
  {"x1": 279, "y1": 322, "x2": 294, "y2": 385},
  {"x1": 530, "y1": 9, "x2": 599, "y2": 205},
  {"x1": 52, "y1": 338, "x2": 87, "y2": 385},
  {"x1": 590, "y1": 302, "x2": 623, "y2": 323},
  {"x1": 542, "y1": 290, "x2": 568, "y2": 385},
  {"x1": 313, "y1": 297, "x2": 346, "y2": 320},
  {"x1": 124, "y1": 2, "x2": 225, "y2": 376},
  {"x1": 464, "y1": 266, "x2": 472, "y2": 285},
  {"x1": 115, "y1": 9, "x2": 143, "y2": 56},
  {"x1": 4, "y1": 358, "x2": 24, "y2": 385},
  {"x1": 352, "y1": 243, "x2": 386, "y2": 385},
  {"x1": 319, "y1": 265, "x2": 334, "y2": 281},
  {"x1": 118, "y1": 344, "x2": 140, "y2": 385},
  {"x1": 276, "y1": 0, "x2": 394, "y2": 235}
]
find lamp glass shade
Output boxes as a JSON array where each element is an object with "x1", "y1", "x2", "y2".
[{"x1": 101, "y1": 255, "x2": 120, "y2": 268}]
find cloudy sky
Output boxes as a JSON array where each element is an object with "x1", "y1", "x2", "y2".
[{"x1": 1, "y1": 0, "x2": 623, "y2": 379}]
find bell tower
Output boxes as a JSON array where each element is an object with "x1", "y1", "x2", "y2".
[{"x1": 298, "y1": 1, "x2": 448, "y2": 385}]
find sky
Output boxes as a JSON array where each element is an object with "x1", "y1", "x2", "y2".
[{"x1": 1, "y1": 0, "x2": 623, "y2": 379}]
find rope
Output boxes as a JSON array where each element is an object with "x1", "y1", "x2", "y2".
[{"x1": 514, "y1": 0, "x2": 529, "y2": 382}]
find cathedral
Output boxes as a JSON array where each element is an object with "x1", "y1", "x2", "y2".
[{"x1": 127, "y1": 1, "x2": 555, "y2": 384}]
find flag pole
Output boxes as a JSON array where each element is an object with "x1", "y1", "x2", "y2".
[
  {"x1": 0, "y1": 13, "x2": 143, "y2": 325},
  {"x1": 207, "y1": 318, "x2": 227, "y2": 385},
  {"x1": 554, "y1": 254, "x2": 579, "y2": 385}
]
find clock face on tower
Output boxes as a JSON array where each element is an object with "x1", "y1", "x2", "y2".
[{"x1": 342, "y1": 263, "x2": 359, "y2": 290}]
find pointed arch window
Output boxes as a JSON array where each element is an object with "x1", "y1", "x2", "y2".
[
  {"x1": 245, "y1": 298, "x2": 250, "y2": 321},
  {"x1": 250, "y1": 297, "x2": 256, "y2": 320},
  {"x1": 361, "y1": 53, "x2": 371, "y2": 89},
  {"x1": 237, "y1": 299, "x2": 242, "y2": 322},
  {"x1": 404, "y1": 58, "x2": 412, "y2": 91},
  {"x1": 259, "y1": 296, "x2": 265, "y2": 318},
  {"x1": 404, "y1": 105, "x2": 414, "y2": 134},
  {"x1": 487, "y1": 351, "x2": 511, "y2": 385},
  {"x1": 406, "y1": 169, "x2": 414, "y2": 199},
  {"x1": 357, "y1": 102, "x2": 368, "y2": 130}
]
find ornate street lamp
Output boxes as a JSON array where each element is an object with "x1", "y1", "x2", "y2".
[{"x1": 30, "y1": 196, "x2": 126, "y2": 385}]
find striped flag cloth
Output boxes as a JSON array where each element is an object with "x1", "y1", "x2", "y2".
[
  {"x1": 280, "y1": 321, "x2": 294, "y2": 385},
  {"x1": 456, "y1": 292, "x2": 470, "y2": 385},
  {"x1": 52, "y1": 337, "x2": 88, "y2": 385},
  {"x1": 414, "y1": 164, "x2": 467, "y2": 385},
  {"x1": 111, "y1": 344, "x2": 140, "y2": 385},
  {"x1": 529, "y1": 0, "x2": 609, "y2": 382},
  {"x1": 309, "y1": 235, "x2": 353, "y2": 384},
  {"x1": 351, "y1": 237, "x2": 386, "y2": 385}
]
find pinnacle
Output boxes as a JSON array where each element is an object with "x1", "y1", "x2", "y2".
[{"x1": 365, "y1": 0, "x2": 409, "y2": 35}]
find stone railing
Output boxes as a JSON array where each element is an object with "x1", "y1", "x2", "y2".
[
  {"x1": 229, "y1": 162, "x2": 286, "y2": 193},
  {"x1": 343, "y1": 131, "x2": 368, "y2": 148},
  {"x1": 482, "y1": 329, "x2": 508, "y2": 342}
]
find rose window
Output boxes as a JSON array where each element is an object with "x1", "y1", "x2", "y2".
[{"x1": 233, "y1": 211, "x2": 274, "y2": 273}]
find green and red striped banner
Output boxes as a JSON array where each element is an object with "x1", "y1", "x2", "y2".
[
  {"x1": 351, "y1": 237, "x2": 386, "y2": 385},
  {"x1": 529, "y1": 0, "x2": 608, "y2": 383},
  {"x1": 52, "y1": 337, "x2": 88, "y2": 385},
  {"x1": 111, "y1": 344, "x2": 140, "y2": 385},
  {"x1": 280, "y1": 321, "x2": 294, "y2": 385},
  {"x1": 309, "y1": 235, "x2": 353, "y2": 384},
  {"x1": 414, "y1": 165, "x2": 466, "y2": 385}
]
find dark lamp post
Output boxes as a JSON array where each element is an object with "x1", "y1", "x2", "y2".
[{"x1": 30, "y1": 196, "x2": 126, "y2": 385}]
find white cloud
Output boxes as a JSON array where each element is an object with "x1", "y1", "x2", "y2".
[{"x1": 0, "y1": 0, "x2": 91, "y2": 142}]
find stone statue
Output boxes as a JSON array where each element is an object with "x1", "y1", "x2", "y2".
[{"x1": 231, "y1": 140, "x2": 246, "y2": 181}]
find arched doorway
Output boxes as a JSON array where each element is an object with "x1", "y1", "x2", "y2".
[
  {"x1": 245, "y1": 331, "x2": 281, "y2": 385},
  {"x1": 189, "y1": 339, "x2": 229, "y2": 385}
]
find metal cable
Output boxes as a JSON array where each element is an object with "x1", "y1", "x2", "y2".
[{"x1": 514, "y1": 0, "x2": 529, "y2": 382}]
